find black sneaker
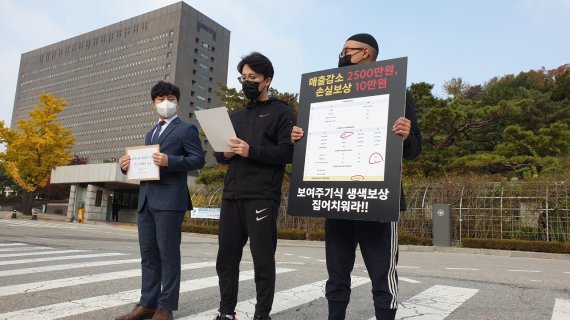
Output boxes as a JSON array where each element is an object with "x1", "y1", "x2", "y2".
[
  {"x1": 214, "y1": 314, "x2": 239, "y2": 320},
  {"x1": 253, "y1": 315, "x2": 271, "y2": 320}
]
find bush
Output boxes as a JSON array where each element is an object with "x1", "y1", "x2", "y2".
[
  {"x1": 277, "y1": 228, "x2": 306, "y2": 240},
  {"x1": 183, "y1": 221, "x2": 308, "y2": 240},
  {"x1": 182, "y1": 222, "x2": 218, "y2": 235},
  {"x1": 307, "y1": 230, "x2": 325, "y2": 241},
  {"x1": 399, "y1": 231, "x2": 432, "y2": 246},
  {"x1": 196, "y1": 165, "x2": 227, "y2": 185},
  {"x1": 462, "y1": 238, "x2": 570, "y2": 254}
]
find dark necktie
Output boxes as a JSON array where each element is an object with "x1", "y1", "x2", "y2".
[{"x1": 150, "y1": 120, "x2": 166, "y2": 144}]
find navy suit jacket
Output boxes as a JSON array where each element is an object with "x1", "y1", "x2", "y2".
[{"x1": 137, "y1": 116, "x2": 205, "y2": 212}]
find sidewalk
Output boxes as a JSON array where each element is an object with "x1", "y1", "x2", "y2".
[
  {"x1": 1, "y1": 210, "x2": 68, "y2": 221},
  {"x1": 0, "y1": 210, "x2": 136, "y2": 228},
  {"x1": 2, "y1": 211, "x2": 568, "y2": 260}
]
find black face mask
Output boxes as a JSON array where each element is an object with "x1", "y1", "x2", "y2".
[
  {"x1": 338, "y1": 55, "x2": 355, "y2": 68},
  {"x1": 242, "y1": 80, "x2": 262, "y2": 100}
]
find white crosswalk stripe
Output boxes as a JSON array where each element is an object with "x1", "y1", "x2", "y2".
[
  {"x1": 0, "y1": 219, "x2": 98, "y2": 230},
  {"x1": 0, "y1": 249, "x2": 88, "y2": 258},
  {"x1": 0, "y1": 252, "x2": 127, "y2": 266},
  {"x1": 0, "y1": 246, "x2": 53, "y2": 252},
  {"x1": 0, "y1": 243, "x2": 27, "y2": 246},
  {"x1": 185, "y1": 276, "x2": 371, "y2": 320},
  {"x1": 0, "y1": 261, "x2": 216, "y2": 297},
  {"x1": 0, "y1": 258, "x2": 139, "y2": 277},
  {"x1": 552, "y1": 298, "x2": 570, "y2": 320},
  {"x1": 367, "y1": 285, "x2": 478, "y2": 320},
  {"x1": 400, "y1": 277, "x2": 422, "y2": 284},
  {"x1": 395, "y1": 285, "x2": 478, "y2": 320},
  {"x1": 0, "y1": 268, "x2": 294, "y2": 320},
  {"x1": 0, "y1": 240, "x2": 563, "y2": 320}
]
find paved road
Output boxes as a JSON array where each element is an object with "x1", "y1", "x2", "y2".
[{"x1": 0, "y1": 217, "x2": 568, "y2": 320}]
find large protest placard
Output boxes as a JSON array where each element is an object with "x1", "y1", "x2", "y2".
[{"x1": 287, "y1": 57, "x2": 408, "y2": 221}]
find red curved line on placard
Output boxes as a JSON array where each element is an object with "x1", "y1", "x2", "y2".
[
  {"x1": 340, "y1": 131, "x2": 354, "y2": 139},
  {"x1": 369, "y1": 152, "x2": 384, "y2": 164}
]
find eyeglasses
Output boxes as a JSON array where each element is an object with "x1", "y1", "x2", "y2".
[
  {"x1": 339, "y1": 47, "x2": 365, "y2": 58},
  {"x1": 237, "y1": 75, "x2": 261, "y2": 83}
]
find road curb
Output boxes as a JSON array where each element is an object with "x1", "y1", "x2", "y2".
[{"x1": 399, "y1": 245, "x2": 570, "y2": 261}]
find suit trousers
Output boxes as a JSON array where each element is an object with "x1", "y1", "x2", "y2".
[
  {"x1": 138, "y1": 203, "x2": 185, "y2": 311},
  {"x1": 216, "y1": 199, "x2": 279, "y2": 318},
  {"x1": 325, "y1": 219, "x2": 399, "y2": 320}
]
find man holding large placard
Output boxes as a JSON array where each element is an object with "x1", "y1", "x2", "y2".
[
  {"x1": 290, "y1": 34, "x2": 422, "y2": 320},
  {"x1": 116, "y1": 81, "x2": 205, "y2": 320}
]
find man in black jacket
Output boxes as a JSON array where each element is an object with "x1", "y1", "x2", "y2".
[
  {"x1": 214, "y1": 52, "x2": 295, "y2": 320},
  {"x1": 291, "y1": 33, "x2": 422, "y2": 320}
]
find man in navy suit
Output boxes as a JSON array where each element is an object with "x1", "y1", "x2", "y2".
[{"x1": 116, "y1": 81, "x2": 205, "y2": 320}]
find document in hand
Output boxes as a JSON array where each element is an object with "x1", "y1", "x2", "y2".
[{"x1": 194, "y1": 107, "x2": 236, "y2": 152}]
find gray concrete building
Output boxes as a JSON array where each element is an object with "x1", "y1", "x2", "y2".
[
  {"x1": 11, "y1": 1, "x2": 230, "y2": 165},
  {"x1": 11, "y1": 2, "x2": 230, "y2": 223}
]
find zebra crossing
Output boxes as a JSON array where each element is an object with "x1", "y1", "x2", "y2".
[
  {"x1": 0, "y1": 241, "x2": 567, "y2": 320},
  {"x1": 0, "y1": 219, "x2": 100, "y2": 230}
]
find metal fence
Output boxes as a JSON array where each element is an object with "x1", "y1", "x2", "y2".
[{"x1": 190, "y1": 181, "x2": 570, "y2": 244}]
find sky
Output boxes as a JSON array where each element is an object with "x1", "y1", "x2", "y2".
[{"x1": 1, "y1": 0, "x2": 569, "y2": 129}]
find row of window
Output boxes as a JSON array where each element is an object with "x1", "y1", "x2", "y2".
[
  {"x1": 194, "y1": 83, "x2": 209, "y2": 92},
  {"x1": 38, "y1": 22, "x2": 152, "y2": 64},
  {"x1": 21, "y1": 51, "x2": 169, "y2": 93},
  {"x1": 138, "y1": 31, "x2": 174, "y2": 45},
  {"x1": 73, "y1": 118, "x2": 156, "y2": 137},
  {"x1": 20, "y1": 64, "x2": 168, "y2": 99},
  {"x1": 60, "y1": 99, "x2": 148, "y2": 121},
  {"x1": 196, "y1": 37, "x2": 216, "y2": 53},
  {"x1": 76, "y1": 146, "x2": 141, "y2": 156},
  {"x1": 76, "y1": 134, "x2": 146, "y2": 146},
  {"x1": 22, "y1": 43, "x2": 171, "y2": 86},
  {"x1": 69, "y1": 110, "x2": 152, "y2": 132},
  {"x1": 64, "y1": 78, "x2": 158, "y2": 103},
  {"x1": 68, "y1": 110, "x2": 154, "y2": 129},
  {"x1": 24, "y1": 28, "x2": 173, "y2": 79},
  {"x1": 73, "y1": 120, "x2": 156, "y2": 137},
  {"x1": 15, "y1": 88, "x2": 147, "y2": 121}
]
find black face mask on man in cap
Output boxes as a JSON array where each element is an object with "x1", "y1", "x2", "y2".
[{"x1": 338, "y1": 55, "x2": 354, "y2": 68}]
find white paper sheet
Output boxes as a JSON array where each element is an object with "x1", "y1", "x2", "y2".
[
  {"x1": 195, "y1": 107, "x2": 236, "y2": 152},
  {"x1": 126, "y1": 145, "x2": 160, "y2": 181},
  {"x1": 303, "y1": 94, "x2": 390, "y2": 181}
]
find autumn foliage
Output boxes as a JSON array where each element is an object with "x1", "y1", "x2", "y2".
[{"x1": 0, "y1": 93, "x2": 75, "y2": 213}]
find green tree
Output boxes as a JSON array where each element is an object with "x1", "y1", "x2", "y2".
[
  {"x1": 412, "y1": 65, "x2": 570, "y2": 178},
  {"x1": 443, "y1": 77, "x2": 469, "y2": 99},
  {"x1": 0, "y1": 165, "x2": 21, "y2": 202},
  {"x1": 217, "y1": 83, "x2": 299, "y2": 114},
  {"x1": 0, "y1": 93, "x2": 75, "y2": 214},
  {"x1": 196, "y1": 165, "x2": 227, "y2": 185}
]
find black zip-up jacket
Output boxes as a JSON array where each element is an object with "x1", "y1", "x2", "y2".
[{"x1": 216, "y1": 98, "x2": 296, "y2": 200}]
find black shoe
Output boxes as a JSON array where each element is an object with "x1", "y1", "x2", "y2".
[
  {"x1": 214, "y1": 314, "x2": 238, "y2": 320},
  {"x1": 253, "y1": 315, "x2": 271, "y2": 320}
]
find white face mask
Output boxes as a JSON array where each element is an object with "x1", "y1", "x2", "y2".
[{"x1": 155, "y1": 100, "x2": 178, "y2": 118}]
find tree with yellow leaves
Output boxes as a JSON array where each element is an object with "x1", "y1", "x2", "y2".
[{"x1": 0, "y1": 93, "x2": 75, "y2": 214}]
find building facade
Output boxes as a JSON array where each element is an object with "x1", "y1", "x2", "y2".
[{"x1": 11, "y1": 1, "x2": 230, "y2": 164}]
